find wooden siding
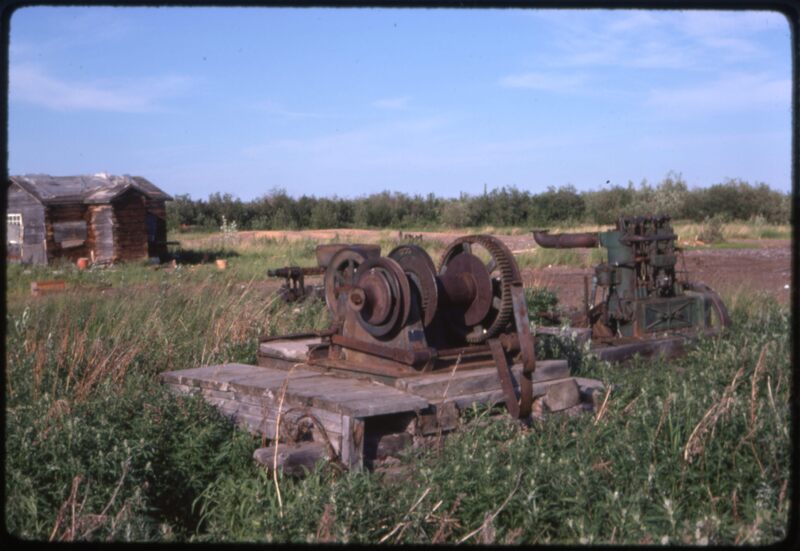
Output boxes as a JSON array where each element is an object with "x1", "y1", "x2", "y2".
[
  {"x1": 7, "y1": 182, "x2": 47, "y2": 264},
  {"x1": 113, "y1": 189, "x2": 148, "y2": 261},
  {"x1": 44, "y1": 204, "x2": 91, "y2": 263},
  {"x1": 87, "y1": 205, "x2": 115, "y2": 264}
]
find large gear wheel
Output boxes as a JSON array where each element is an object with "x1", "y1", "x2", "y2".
[{"x1": 439, "y1": 235, "x2": 521, "y2": 343}]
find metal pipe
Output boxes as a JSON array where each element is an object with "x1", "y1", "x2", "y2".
[
  {"x1": 531, "y1": 230, "x2": 600, "y2": 249},
  {"x1": 583, "y1": 275, "x2": 590, "y2": 319}
]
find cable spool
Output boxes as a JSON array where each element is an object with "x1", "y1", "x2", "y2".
[{"x1": 438, "y1": 235, "x2": 521, "y2": 343}]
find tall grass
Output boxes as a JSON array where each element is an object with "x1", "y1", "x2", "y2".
[
  {"x1": 5, "y1": 276, "x2": 329, "y2": 540},
  {"x1": 193, "y1": 294, "x2": 793, "y2": 544},
  {"x1": 5, "y1": 258, "x2": 791, "y2": 543}
]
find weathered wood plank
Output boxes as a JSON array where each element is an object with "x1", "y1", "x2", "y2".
[
  {"x1": 227, "y1": 369, "x2": 429, "y2": 417},
  {"x1": 395, "y1": 360, "x2": 570, "y2": 400},
  {"x1": 259, "y1": 338, "x2": 321, "y2": 362},
  {"x1": 573, "y1": 377, "x2": 605, "y2": 394},
  {"x1": 415, "y1": 402, "x2": 460, "y2": 435},
  {"x1": 340, "y1": 416, "x2": 364, "y2": 472},
  {"x1": 196, "y1": 387, "x2": 345, "y2": 427},
  {"x1": 163, "y1": 363, "x2": 428, "y2": 418},
  {"x1": 163, "y1": 382, "x2": 202, "y2": 396},
  {"x1": 335, "y1": 396, "x2": 428, "y2": 417},
  {"x1": 164, "y1": 382, "x2": 345, "y2": 450},
  {"x1": 164, "y1": 379, "x2": 344, "y2": 427},
  {"x1": 159, "y1": 363, "x2": 317, "y2": 390},
  {"x1": 279, "y1": 375, "x2": 429, "y2": 416},
  {"x1": 30, "y1": 280, "x2": 67, "y2": 296},
  {"x1": 207, "y1": 400, "x2": 343, "y2": 446},
  {"x1": 221, "y1": 370, "x2": 323, "y2": 394}
]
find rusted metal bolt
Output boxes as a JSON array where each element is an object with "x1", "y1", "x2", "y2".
[{"x1": 348, "y1": 288, "x2": 366, "y2": 311}]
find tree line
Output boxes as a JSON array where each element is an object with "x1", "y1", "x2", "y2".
[{"x1": 166, "y1": 173, "x2": 791, "y2": 231}]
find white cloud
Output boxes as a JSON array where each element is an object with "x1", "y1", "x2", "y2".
[
  {"x1": 499, "y1": 71, "x2": 587, "y2": 92},
  {"x1": 677, "y1": 10, "x2": 787, "y2": 38},
  {"x1": 371, "y1": 96, "x2": 411, "y2": 109},
  {"x1": 10, "y1": 63, "x2": 191, "y2": 113},
  {"x1": 252, "y1": 99, "x2": 332, "y2": 119},
  {"x1": 11, "y1": 7, "x2": 134, "y2": 62},
  {"x1": 525, "y1": 9, "x2": 783, "y2": 71},
  {"x1": 646, "y1": 73, "x2": 790, "y2": 113}
]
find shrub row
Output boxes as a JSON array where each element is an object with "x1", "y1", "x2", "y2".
[{"x1": 167, "y1": 173, "x2": 790, "y2": 231}]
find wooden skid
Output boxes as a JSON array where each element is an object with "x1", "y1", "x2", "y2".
[
  {"x1": 160, "y1": 359, "x2": 602, "y2": 472},
  {"x1": 161, "y1": 363, "x2": 428, "y2": 471},
  {"x1": 161, "y1": 362, "x2": 427, "y2": 417}
]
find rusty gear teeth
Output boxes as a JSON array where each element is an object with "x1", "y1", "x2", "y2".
[{"x1": 439, "y1": 234, "x2": 521, "y2": 343}]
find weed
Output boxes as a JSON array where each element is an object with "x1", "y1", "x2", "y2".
[
  {"x1": 697, "y1": 215, "x2": 726, "y2": 244},
  {"x1": 4, "y1": 243, "x2": 790, "y2": 544}
]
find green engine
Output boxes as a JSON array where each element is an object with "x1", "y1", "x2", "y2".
[{"x1": 533, "y1": 215, "x2": 730, "y2": 338}]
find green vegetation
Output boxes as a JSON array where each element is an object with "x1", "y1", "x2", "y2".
[
  {"x1": 5, "y1": 238, "x2": 790, "y2": 544},
  {"x1": 167, "y1": 174, "x2": 790, "y2": 232},
  {"x1": 516, "y1": 247, "x2": 605, "y2": 269}
]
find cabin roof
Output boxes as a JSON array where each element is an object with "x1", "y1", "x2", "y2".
[{"x1": 8, "y1": 173, "x2": 173, "y2": 205}]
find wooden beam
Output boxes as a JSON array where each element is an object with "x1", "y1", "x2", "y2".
[
  {"x1": 340, "y1": 416, "x2": 365, "y2": 472},
  {"x1": 395, "y1": 360, "x2": 570, "y2": 401}
]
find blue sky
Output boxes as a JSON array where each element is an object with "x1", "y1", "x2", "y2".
[{"x1": 8, "y1": 7, "x2": 791, "y2": 200}]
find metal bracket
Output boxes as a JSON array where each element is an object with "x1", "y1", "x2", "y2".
[{"x1": 489, "y1": 282, "x2": 535, "y2": 419}]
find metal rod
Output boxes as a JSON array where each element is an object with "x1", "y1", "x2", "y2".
[{"x1": 532, "y1": 230, "x2": 599, "y2": 249}]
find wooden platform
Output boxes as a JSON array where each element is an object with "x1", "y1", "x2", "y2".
[
  {"x1": 160, "y1": 363, "x2": 428, "y2": 470},
  {"x1": 161, "y1": 339, "x2": 604, "y2": 472}
]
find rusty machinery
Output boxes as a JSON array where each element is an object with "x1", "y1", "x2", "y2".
[
  {"x1": 297, "y1": 235, "x2": 538, "y2": 418},
  {"x1": 532, "y1": 215, "x2": 731, "y2": 341},
  {"x1": 267, "y1": 243, "x2": 381, "y2": 302}
]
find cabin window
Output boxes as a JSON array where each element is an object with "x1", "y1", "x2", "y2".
[
  {"x1": 7, "y1": 214, "x2": 23, "y2": 244},
  {"x1": 53, "y1": 220, "x2": 87, "y2": 249}
]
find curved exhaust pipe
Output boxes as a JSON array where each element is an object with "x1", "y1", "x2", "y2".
[{"x1": 532, "y1": 230, "x2": 599, "y2": 249}]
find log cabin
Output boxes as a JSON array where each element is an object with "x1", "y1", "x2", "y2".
[{"x1": 7, "y1": 173, "x2": 172, "y2": 265}]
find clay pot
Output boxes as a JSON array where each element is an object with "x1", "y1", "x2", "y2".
[
  {"x1": 215, "y1": 259, "x2": 228, "y2": 270},
  {"x1": 77, "y1": 257, "x2": 90, "y2": 270}
]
